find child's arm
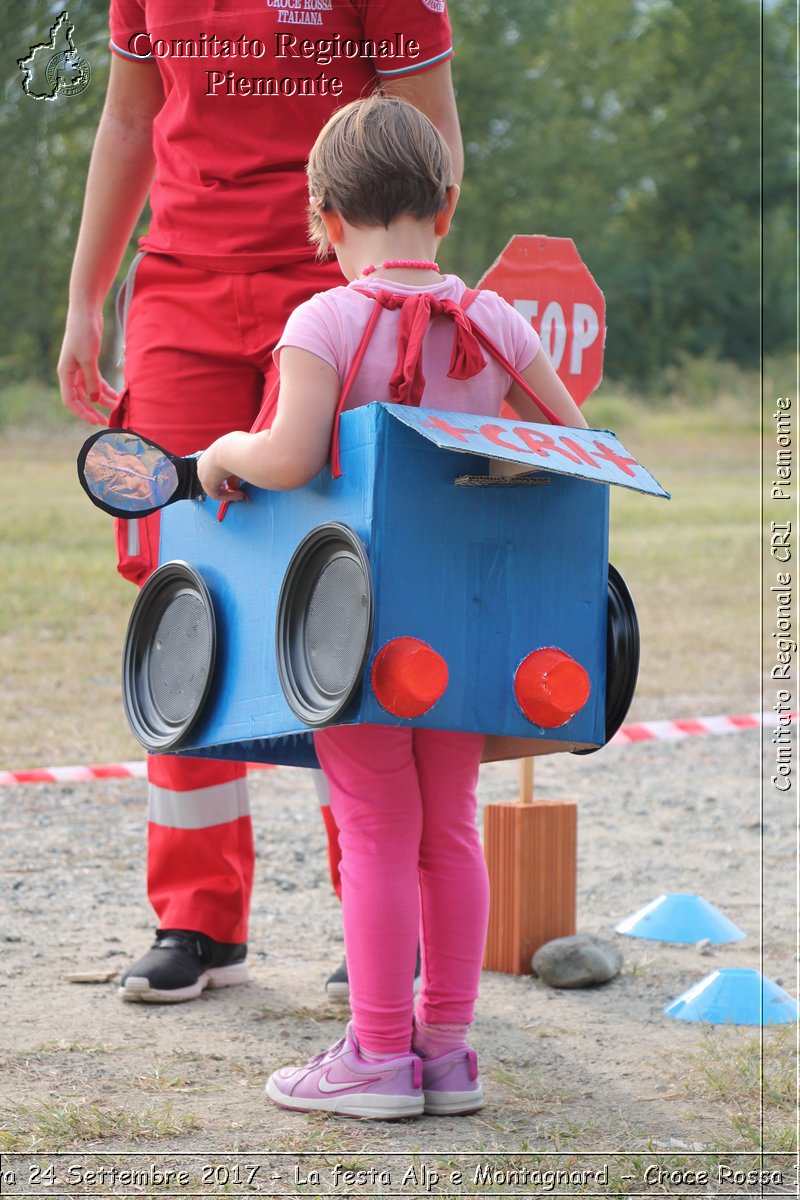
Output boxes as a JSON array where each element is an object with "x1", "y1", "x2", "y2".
[
  {"x1": 506, "y1": 351, "x2": 589, "y2": 430},
  {"x1": 197, "y1": 348, "x2": 340, "y2": 500}
]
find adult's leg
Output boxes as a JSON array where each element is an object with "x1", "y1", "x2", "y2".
[
  {"x1": 311, "y1": 769, "x2": 342, "y2": 902},
  {"x1": 146, "y1": 757, "x2": 253, "y2": 943},
  {"x1": 119, "y1": 257, "x2": 266, "y2": 967},
  {"x1": 118, "y1": 255, "x2": 348, "y2": 984}
]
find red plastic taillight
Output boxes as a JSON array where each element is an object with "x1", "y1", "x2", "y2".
[
  {"x1": 514, "y1": 648, "x2": 590, "y2": 728},
  {"x1": 371, "y1": 637, "x2": 448, "y2": 718}
]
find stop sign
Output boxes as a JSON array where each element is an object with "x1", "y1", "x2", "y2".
[{"x1": 478, "y1": 236, "x2": 606, "y2": 407}]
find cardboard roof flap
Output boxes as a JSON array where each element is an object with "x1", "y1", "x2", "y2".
[{"x1": 385, "y1": 405, "x2": 670, "y2": 499}]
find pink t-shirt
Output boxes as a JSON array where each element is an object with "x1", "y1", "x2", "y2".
[{"x1": 275, "y1": 274, "x2": 540, "y2": 416}]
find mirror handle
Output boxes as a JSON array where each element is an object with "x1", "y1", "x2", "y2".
[{"x1": 175, "y1": 454, "x2": 205, "y2": 503}]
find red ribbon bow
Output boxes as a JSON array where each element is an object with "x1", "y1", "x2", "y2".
[{"x1": 368, "y1": 289, "x2": 487, "y2": 408}]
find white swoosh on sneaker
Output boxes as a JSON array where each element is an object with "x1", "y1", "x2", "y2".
[{"x1": 317, "y1": 1071, "x2": 379, "y2": 1094}]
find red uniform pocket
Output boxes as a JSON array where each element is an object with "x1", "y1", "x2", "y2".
[{"x1": 114, "y1": 509, "x2": 161, "y2": 588}]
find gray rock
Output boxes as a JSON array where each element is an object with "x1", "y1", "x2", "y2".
[{"x1": 532, "y1": 933, "x2": 623, "y2": 989}]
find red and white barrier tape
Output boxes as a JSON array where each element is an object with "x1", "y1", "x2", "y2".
[
  {"x1": 0, "y1": 760, "x2": 274, "y2": 787},
  {"x1": 609, "y1": 710, "x2": 797, "y2": 745},
  {"x1": 0, "y1": 761, "x2": 147, "y2": 786},
  {"x1": 0, "y1": 711, "x2": 792, "y2": 787}
]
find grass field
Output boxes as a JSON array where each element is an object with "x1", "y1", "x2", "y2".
[{"x1": 0, "y1": 378, "x2": 760, "y2": 770}]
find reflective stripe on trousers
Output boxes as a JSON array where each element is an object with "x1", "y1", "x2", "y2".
[
  {"x1": 146, "y1": 755, "x2": 254, "y2": 944},
  {"x1": 149, "y1": 775, "x2": 250, "y2": 829}
]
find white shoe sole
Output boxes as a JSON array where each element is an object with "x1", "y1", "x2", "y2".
[
  {"x1": 326, "y1": 975, "x2": 423, "y2": 1004},
  {"x1": 424, "y1": 1085, "x2": 484, "y2": 1115},
  {"x1": 265, "y1": 1076, "x2": 423, "y2": 1119},
  {"x1": 119, "y1": 961, "x2": 248, "y2": 1003}
]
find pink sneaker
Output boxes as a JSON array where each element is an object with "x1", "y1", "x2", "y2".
[
  {"x1": 420, "y1": 1046, "x2": 483, "y2": 1115},
  {"x1": 266, "y1": 1024, "x2": 424, "y2": 1119}
]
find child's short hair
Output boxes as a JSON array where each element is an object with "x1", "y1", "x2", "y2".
[{"x1": 307, "y1": 94, "x2": 453, "y2": 257}]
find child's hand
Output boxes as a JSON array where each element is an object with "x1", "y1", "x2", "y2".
[{"x1": 197, "y1": 442, "x2": 245, "y2": 502}]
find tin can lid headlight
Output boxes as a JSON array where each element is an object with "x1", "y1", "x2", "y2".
[
  {"x1": 514, "y1": 647, "x2": 590, "y2": 728},
  {"x1": 371, "y1": 637, "x2": 448, "y2": 718}
]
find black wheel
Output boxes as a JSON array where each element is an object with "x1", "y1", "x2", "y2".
[
  {"x1": 275, "y1": 523, "x2": 373, "y2": 727},
  {"x1": 122, "y1": 561, "x2": 216, "y2": 751},
  {"x1": 574, "y1": 563, "x2": 640, "y2": 754}
]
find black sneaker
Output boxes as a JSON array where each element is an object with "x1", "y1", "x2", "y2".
[
  {"x1": 119, "y1": 930, "x2": 248, "y2": 1003},
  {"x1": 324, "y1": 958, "x2": 351, "y2": 1001},
  {"x1": 326, "y1": 947, "x2": 422, "y2": 1002}
]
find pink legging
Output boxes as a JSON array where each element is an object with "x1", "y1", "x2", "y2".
[{"x1": 314, "y1": 724, "x2": 489, "y2": 1057}]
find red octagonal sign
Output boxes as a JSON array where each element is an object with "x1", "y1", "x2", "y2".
[{"x1": 478, "y1": 235, "x2": 606, "y2": 407}]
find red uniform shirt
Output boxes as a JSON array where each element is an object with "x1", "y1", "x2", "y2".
[{"x1": 109, "y1": 1, "x2": 453, "y2": 271}]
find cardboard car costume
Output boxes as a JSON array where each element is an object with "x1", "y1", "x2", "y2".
[
  {"x1": 79, "y1": 405, "x2": 667, "y2": 769},
  {"x1": 77, "y1": 237, "x2": 669, "y2": 766}
]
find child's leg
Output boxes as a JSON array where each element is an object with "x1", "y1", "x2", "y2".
[
  {"x1": 314, "y1": 725, "x2": 422, "y2": 1058},
  {"x1": 413, "y1": 730, "x2": 488, "y2": 1035}
]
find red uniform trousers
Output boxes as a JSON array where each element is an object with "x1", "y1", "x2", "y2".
[{"x1": 114, "y1": 251, "x2": 343, "y2": 943}]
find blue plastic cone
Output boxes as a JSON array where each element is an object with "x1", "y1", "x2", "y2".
[
  {"x1": 615, "y1": 893, "x2": 745, "y2": 944},
  {"x1": 665, "y1": 968, "x2": 799, "y2": 1025}
]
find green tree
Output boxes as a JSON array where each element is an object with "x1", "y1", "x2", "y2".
[
  {"x1": 761, "y1": 0, "x2": 797, "y2": 356},
  {"x1": 443, "y1": 0, "x2": 642, "y2": 281},
  {"x1": 602, "y1": 0, "x2": 776, "y2": 376},
  {"x1": 0, "y1": 1, "x2": 110, "y2": 380},
  {"x1": 445, "y1": 0, "x2": 795, "y2": 384}
]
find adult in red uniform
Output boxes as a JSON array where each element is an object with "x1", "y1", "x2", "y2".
[{"x1": 58, "y1": 0, "x2": 462, "y2": 1002}]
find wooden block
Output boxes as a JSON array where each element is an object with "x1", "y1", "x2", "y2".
[{"x1": 483, "y1": 799, "x2": 577, "y2": 975}]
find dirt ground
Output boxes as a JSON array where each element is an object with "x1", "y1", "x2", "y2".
[{"x1": 1, "y1": 718, "x2": 796, "y2": 1197}]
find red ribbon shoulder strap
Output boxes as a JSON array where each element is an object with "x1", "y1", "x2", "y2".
[{"x1": 330, "y1": 285, "x2": 560, "y2": 478}]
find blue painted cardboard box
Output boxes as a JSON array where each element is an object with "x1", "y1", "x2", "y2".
[{"x1": 147, "y1": 403, "x2": 666, "y2": 767}]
